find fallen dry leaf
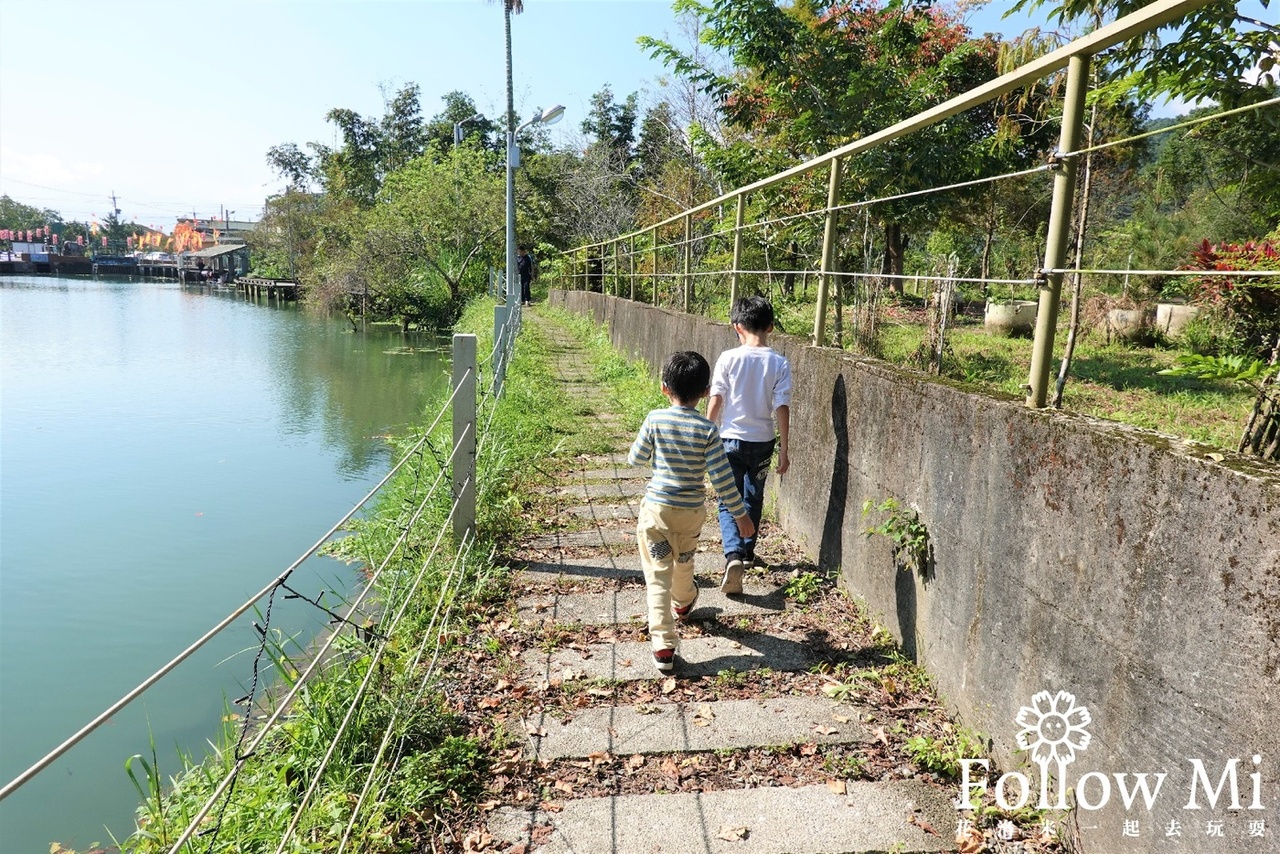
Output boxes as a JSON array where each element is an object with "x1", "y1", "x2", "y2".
[
  {"x1": 525, "y1": 723, "x2": 548, "y2": 738},
  {"x1": 539, "y1": 800, "x2": 564, "y2": 813},
  {"x1": 813, "y1": 725, "x2": 838, "y2": 735},
  {"x1": 909, "y1": 813, "x2": 940, "y2": 836},
  {"x1": 956, "y1": 826, "x2": 984, "y2": 853},
  {"x1": 827, "y1": 778, "x2": 847, "y2": 794},
  {"x1": 717, "y1": 824, "x2": 749, "y2": 842},
  {"x1": 661, "y1": 677, "x2": 677, "y2": 694},
  {"x1": 833, "y1": 714, "x2": 851, "y2": 723},
  {"x1": 874, "y1": 726, "x2": 889, "y2": 745},
  {"x1": 462, "y1": 829, "x2": 493, "y2": 852},
  {"x1": 628, "y1": 754, "x2": 645, "y2": 769},
  {"x1": 661, "y1": 757, "x2": 680, "y2": 778}
]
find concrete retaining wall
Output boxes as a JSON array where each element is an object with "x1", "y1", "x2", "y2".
[{"x1": 549, "y1": 289, "x2": 1280, "y2": 851}]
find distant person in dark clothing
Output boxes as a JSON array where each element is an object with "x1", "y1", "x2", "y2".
[
  {"x1": 587, "y1": 255, "x2": 603, "y2": 292},
  {"x1": 517, "y1": 245, "x2": 536, "y2": 306}
]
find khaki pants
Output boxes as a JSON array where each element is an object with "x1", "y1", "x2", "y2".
[{"x1": 636, "y1": 499, "x2": 705, "y2": 651}]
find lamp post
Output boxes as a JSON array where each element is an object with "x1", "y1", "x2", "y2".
[{"x1": 505, "y1": 104, "x2": 565, "y2": 308}]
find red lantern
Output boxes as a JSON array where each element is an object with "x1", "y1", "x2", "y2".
[
  {"x1": 102, "y1": 236, "x2": 108, "y2": 248},
  {"x1": 53, "y1": 234, "x2": 59, "y2": 245}
]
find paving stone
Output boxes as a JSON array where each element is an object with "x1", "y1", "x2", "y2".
[
  {"x1": 521, "y1": 696, "x2": 866, "y2": 760},
  {"x1": 516, "y1": 583, "x2": 787, "y2": 626},
  {"x1": 551, "y1": 482, "x2": 649, "y2": 500},
  {"x1": 487, "y1": 780, "x2": 955, "y2": 854},
  {"x1": 522, "y1": 634, "x2": 817, "y2": 682},
  {"x1": 538, "y1": 518, "x2": 722, "y2": 547},
  {"x1": 561, "y1": 502, "x2": 640, "y2": 521},
  {"x1": 514, "y1": 552, "x2": 728, "y2": 583},
  {"x1": 525, "y1": 527, "x2": 634, "y2": 550},
  {"x1": 572, "y1": 467, "x2": 650, "y2": 482}
]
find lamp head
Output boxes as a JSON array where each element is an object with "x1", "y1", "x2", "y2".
[{"x1": 538, "y1": 104, "x2": 566, "y2": 126}]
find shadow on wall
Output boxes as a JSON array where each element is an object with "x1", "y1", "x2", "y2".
[{"x1": 819, "y1": 374, "x2": 849, "y2": 572}]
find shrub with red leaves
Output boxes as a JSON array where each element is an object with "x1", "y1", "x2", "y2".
[{"x1": 1182, "y1": 239, "x2": 1280, "y2": 357}]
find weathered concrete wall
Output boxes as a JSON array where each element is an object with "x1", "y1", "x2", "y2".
[{"x1": 550, "y1": 289, "x2": 1280, "y2": 851}]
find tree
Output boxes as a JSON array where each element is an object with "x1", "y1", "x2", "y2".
[
  {"x1": 642, "y1": 0, "x2": 1025, "y2": 288},
  {"x1": 424, "y1": 91, "x2": 501, "y2": 153},
  {"x1": 0, "y1": 196, "x2": 60, "y2": 232},
  {"x1": 581, "y1": 85, "x2": 639, "y2": 165},
  {"x1": 1011, "y1": 0, "x2": 1277, "y2": 105},
  {"x1": 266, "y1": 143, "x2": 315, "y2": 191}
]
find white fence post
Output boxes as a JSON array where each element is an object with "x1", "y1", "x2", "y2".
[{"x1": 452, "y1": 333, "x2": 477, "y2": 543}]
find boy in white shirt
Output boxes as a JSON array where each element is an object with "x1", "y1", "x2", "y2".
[{"x1": 707, "y1": 296, "x2": 792, "y2": 595}]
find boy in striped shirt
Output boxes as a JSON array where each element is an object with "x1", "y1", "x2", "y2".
[{"x1": 628, "y1": 351, "x2": 755, "y2": 673}]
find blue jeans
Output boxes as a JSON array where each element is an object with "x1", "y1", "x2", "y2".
[{"x1": 717, "y1": 438, "x2": 775, "y2": 561}]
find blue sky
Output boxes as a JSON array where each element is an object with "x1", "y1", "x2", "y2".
[{"x1": 0, "y1": 0, "x2": 1263, "y2": 230}]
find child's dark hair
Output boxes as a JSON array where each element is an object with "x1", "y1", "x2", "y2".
[
  {"x1": 662, "y1": 351, "x2": 711, "y2": 404},
  {"x1": 731, "y1": 295, "x2": 775, "y2": 333}
]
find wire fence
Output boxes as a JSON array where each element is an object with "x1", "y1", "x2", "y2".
[
  {"x1": 0, "y1": 302, "x2": 527, "y2": 851},
  {"x1": 550, "y1": 2, "x2": 1279, "y2": 413}
]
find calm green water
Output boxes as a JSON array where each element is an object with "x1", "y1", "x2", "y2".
[{"x1": 0, "y1": 276, "x2": 450, "y2": 852}]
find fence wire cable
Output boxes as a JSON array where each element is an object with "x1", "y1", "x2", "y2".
[
  {"x1": 335, "y1": 532, "x2": 477, "y2": 854},
  {"x1": 1069, "y1": 95, "x2": 1280, "y2": 160},
  {"x1": 0, "y1": 370, "x2": 470, "y2": 803},
  {"x1": 271, "y1": 469, "x2": 473, "y2": 854},
  {"x1": 829, "y1": 163, "x2": 1054, "y2": 217},
  {"x1": 162, "y1": 411, "x2": 475, "y2": 853},
  {"x1": 1048, "y1": 267, "x2": 1280, "y2": 278}
]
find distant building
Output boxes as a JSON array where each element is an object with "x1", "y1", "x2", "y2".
[
  {"x1": 182, "y1": 243, "x2": 251, "y2": 281},
  {"x1": 175, "y1": 217, "x2": 256, "y2": 245}
]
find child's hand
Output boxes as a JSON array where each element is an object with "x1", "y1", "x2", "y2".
[
  {"x1": 735, "y1": 515, "x2": 755, "y2": 538},
  {"x1": 776, "y1": 450, "x2": 790, "y2": 475}
]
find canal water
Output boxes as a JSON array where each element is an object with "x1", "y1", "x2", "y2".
[{"x1": 0, "y1": 276, "x2": 451, "y2": 852}]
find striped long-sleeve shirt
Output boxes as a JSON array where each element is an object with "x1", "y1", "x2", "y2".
[{"x1": 628, "y1": 405, "x2": 747, "y2": 518}]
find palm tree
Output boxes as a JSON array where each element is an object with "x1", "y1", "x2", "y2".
[
  {"x1": 499, "y1": 1, "x2": 523, "y2": 138},
  {"x1": 491, "y1": 0, "x2": 524, "y2": 306}
]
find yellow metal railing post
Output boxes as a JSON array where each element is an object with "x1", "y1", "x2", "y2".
[
  {"x1": 629, "y1": 235, "x2": 636, "y2": 301},
  {"x1": 682, "y1": 213, "x2": 692, "y2": 312},
  {"x1": 1027, "y1": 54, "x2": 1090, "y2": 408},
  {"x1": 651, "y1": 226, "x2": 659, "y2": 306},
  {"x1": 613, "y1": 240, "x2": 621, "y2": 297},
  {"x1": 730, "y1": 193, "x2": 745, "y2": 308},
  {"x1": 813, "y1": 156, "x2": 843, "y2": 347}
]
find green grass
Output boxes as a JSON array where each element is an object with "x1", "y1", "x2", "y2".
[
  {"x1": 875, "y1": 316, "x2": 1254, "y2": 450},
  {"x1": 555, "y1": 278, "x2": 1257, "y2": 453},
  {"x1": 105, "y1": 296, "x2": 594, "y2": 854}
]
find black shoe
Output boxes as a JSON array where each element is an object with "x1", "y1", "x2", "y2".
[
  {"x1": 674, "y1": 585, "x2": 700, "y2": 621},
  {"x1": 653, "y1": 648, "x2": 675, "y2": 673}
]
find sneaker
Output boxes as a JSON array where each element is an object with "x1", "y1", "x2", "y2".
[
  {"x1": 720, "y1": 558, "x2": 746, "y2": 595},
  {"x1": 652, "y1": 648, "x2": 675, "y2": 672},
  {"x1": 674, "y1": 585, "x2": 700, "y2": 621}
]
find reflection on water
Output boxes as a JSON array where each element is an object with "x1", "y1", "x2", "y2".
[{"x1": 0, "y1": 276, "x2": 449, "y2": 852}]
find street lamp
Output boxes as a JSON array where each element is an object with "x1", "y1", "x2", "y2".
[
  {"x1": 505, "y1": 104, "x2": 565, "y2": 308},
  {"x1": 453, "y1": 112, "x2": 484, "y2": 146}
]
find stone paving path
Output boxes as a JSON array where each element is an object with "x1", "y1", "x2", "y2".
[{"x1": 485, "y1": 312, "x2": 955, "y2": 854}]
